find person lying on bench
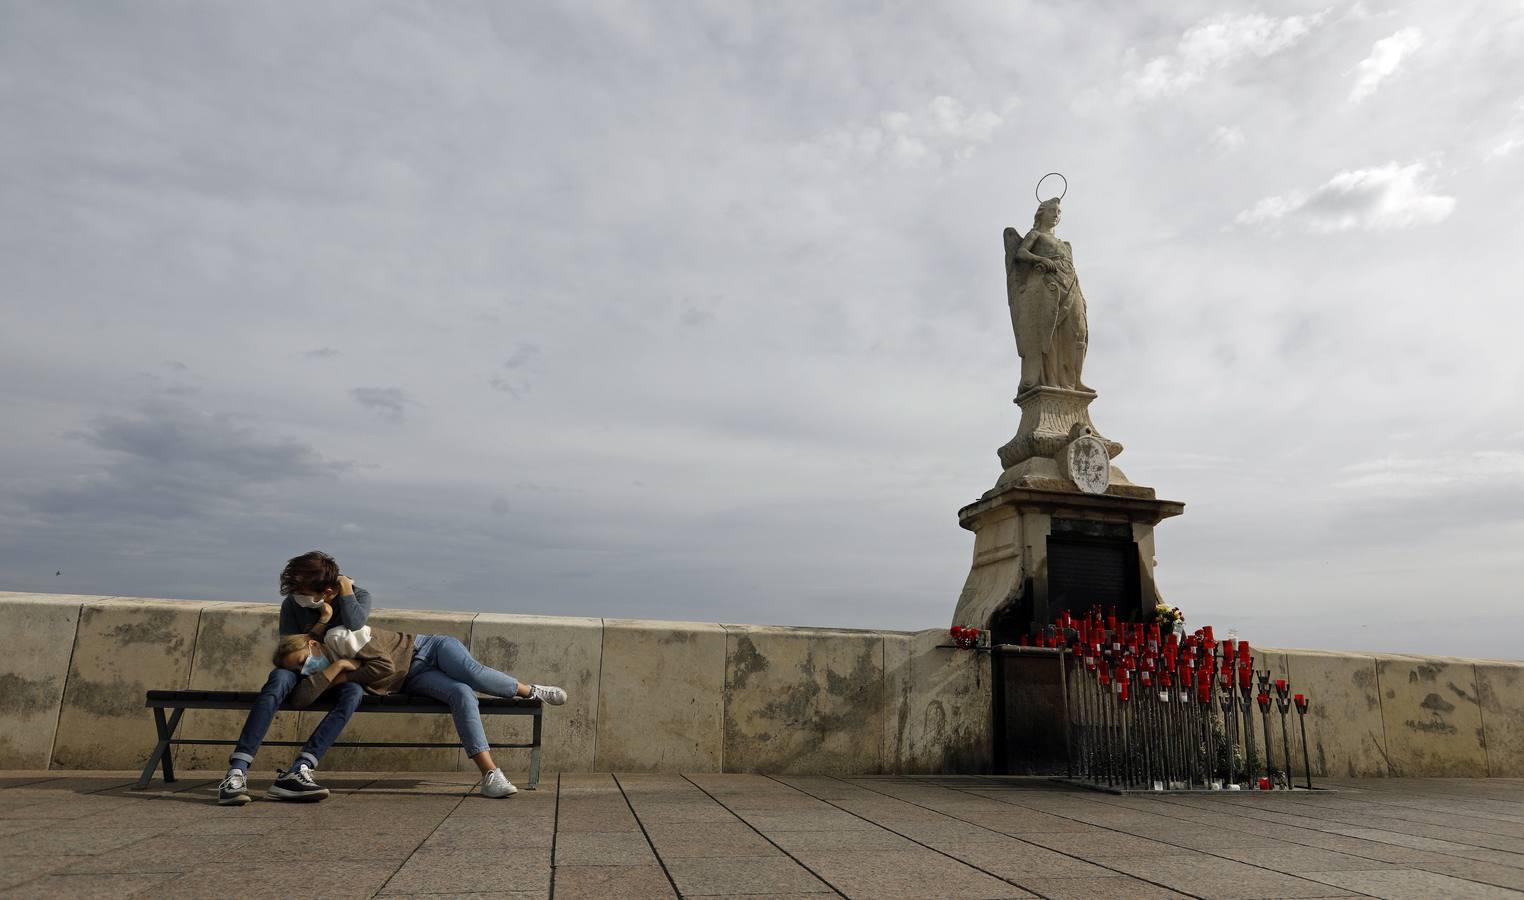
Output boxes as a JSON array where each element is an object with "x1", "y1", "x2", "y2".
[
  {"x1": 219, "y1": 550, "x2": 372, "y2": 806},
  {"x1": 274, "y1": 622, "x2": 567, "y2": 798}
]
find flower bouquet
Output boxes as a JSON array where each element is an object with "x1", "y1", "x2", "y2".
[
  {"x1": 950, "y1": 625, "x2": 982, "y2": 649},
  {"x1": 1155, "y1": 604, "x2": 1186, "y2": 638}
]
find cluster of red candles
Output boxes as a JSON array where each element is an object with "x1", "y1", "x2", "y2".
[
  {"x1": 1051, "y1": 609, "x2": 1256, "y2": 703},
  {"x1": 1049, "y1": 607, "x2": 1313, "y2": 791}
]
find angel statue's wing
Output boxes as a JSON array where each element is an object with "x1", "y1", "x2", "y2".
[{"x1": 1003, "y1": 226, "x2": 1022, "y2": 274}]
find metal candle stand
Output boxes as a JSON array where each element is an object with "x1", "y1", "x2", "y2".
[
  {"x1": 1274, "y1": 678, "x2": 1294, "y2": 790},
  {"x1": 1294, "y1": 693, "x2": 1313, "y2": 789},
  {"x1": 1053, "y1": 609, "x2": 1317, "y2": 793}
]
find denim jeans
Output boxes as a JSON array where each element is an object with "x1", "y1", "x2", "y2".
[
  {"x1": 230, "y1": 666, "x2": 365, "y2": 771},
  {"x1": 403, "y1": 634, "x2": 521, "y2": 756}
]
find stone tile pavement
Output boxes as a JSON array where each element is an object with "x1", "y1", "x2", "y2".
[{"x1": 1, "y1": 771, "x2": 1522, "y2": 898}]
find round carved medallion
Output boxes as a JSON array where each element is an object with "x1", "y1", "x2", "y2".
[{"x1": 1065, "y1": 435, "x2": 1110, "y2": 494}]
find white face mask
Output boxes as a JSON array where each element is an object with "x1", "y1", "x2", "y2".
[{"x1": 292, "y1": 594, "x2": 325, "y2": 609}]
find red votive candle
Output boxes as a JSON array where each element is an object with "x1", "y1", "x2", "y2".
[
  {"x1": 1258, "y1": 777, "x2": 1271, "y2": 791},
  {"x1": 1294, "y1": 693, "x2": 1304, "y2": 704},
  {"x1": 1203, "y1": 625, "x2": 1214, "y2": 642},
  {"x1": 1238, "y1": 641, "x2": 1251, "y2": 661}
]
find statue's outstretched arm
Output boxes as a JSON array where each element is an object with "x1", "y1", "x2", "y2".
[{"x1": 1014, "y1": 229, "x2": 1047, "y2": 266}]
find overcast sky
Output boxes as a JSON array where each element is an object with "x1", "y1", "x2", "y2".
[{"x1": 2, "y1": 2, "x2": 1521, "y2": 659}]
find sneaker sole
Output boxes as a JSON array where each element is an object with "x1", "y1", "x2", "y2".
[
  {"x1": 218, "y1": 794, "x2": 251, "y2": 806},
  {"x1": 265, "y1": 786, "x2": 330, "y2": 802}
]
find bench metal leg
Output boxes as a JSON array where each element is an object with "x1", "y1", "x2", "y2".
[
  {"x1": 135, "y1": 707, "x2": 184, "y2": 789},
  {"x1": 527, "y1": 713, "x2": 542, "y2": 790}
]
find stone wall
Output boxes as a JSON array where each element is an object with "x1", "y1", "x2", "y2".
[
  {"x1": 3, "y1": 591, "x2": 1518, "y2": 777},
  {"x1": 0, "y1": 592, "x2": 988, "y2": 776}
]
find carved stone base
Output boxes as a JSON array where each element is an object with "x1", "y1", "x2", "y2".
[
  {"x1": 994, "y1": 386, "x2": 1141, "y2": 497},
  {"x1": 998, "y1": 386, "x2": 1121, "y2": 468}
]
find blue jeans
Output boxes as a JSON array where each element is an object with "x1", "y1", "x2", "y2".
[
  {"x1": 403, "y1": 635, "x2": 520, "y2": 756},
  {"x1": 230, "y1": 666, "x2": 365, "y2": 771}
]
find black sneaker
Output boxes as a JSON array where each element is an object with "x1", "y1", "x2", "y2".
[
  {"x1": 218, "y1": 771, "x2": 251, "y2": 806},
  {"x1": 266, "y1": 766, "x2": 330, "y2": 802}
]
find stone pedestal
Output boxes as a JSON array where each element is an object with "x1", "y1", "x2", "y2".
[
  {"x1": 952, "y1": 386, "x2": 1184, "y2": 638},
  {"x1": 952, "y1": 487, "x2": 1184, "y2": 639}
]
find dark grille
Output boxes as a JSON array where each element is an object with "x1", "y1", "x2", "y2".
[{"x1": 1047, "y1": 536, "x2": 1138, "y2": 619}]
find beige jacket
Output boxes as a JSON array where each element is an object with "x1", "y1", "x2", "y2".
[{"x1": 289, "y1": 626, "x2": 416, "y2": 707}]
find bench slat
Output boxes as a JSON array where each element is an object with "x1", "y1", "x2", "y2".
[{"x1": 145, "y1": 690, "x2": 541, "y2": 712}]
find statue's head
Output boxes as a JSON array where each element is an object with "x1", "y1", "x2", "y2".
[{"x1": 1033, "y1": 198, "x2": 1061, "y2": 229}]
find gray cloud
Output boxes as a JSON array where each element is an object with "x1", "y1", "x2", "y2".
[
  {"x1": 489, "y1": 343, "x2": 541, "y2": 397},
  {"x1": 350, "y1": 387, "x2": 410, "y2": 422},
  {"x1": 23, "y1": 402, "x2": 348, "y2": 521}
]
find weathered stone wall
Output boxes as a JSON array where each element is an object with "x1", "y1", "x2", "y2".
[
  {"x1": 0, "y1": 592, "x2": 987, "y2": 776},
  {"x1": 1242, "y1": 647, "x2": 1523, "y2": 779},
  {"x1": 2, "y1": 591, "x2": 1518, "y2": 778}
]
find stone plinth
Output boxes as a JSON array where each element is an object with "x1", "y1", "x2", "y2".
[{"x1": 951, "y1": 485, "x2": 1184, "y2": 636}]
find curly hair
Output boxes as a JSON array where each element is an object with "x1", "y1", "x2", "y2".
[{"x1": 279, "y1": 550, "x2": 340, "y2": 598}]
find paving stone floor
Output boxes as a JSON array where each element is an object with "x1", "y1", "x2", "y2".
[{"x1": 1, "y1": 772, "x2": 1522, "y2": 899}]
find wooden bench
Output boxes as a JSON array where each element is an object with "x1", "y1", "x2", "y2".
[{"x1": 137, "y1": 689, "x2": 543, "y2": 790}]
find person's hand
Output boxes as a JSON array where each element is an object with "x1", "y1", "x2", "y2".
[
  {"x1": 315, "y1": 602, "x2": 334, "y2": 626},
  {"x1": 335, "y1": 575, "x2": 354, "y2": 596}
]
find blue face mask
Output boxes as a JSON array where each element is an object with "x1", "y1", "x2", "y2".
[{"x1": 301, "y1": 651, "x2": 327, "y2": 677}]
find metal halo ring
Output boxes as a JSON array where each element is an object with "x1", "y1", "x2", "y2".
[{"x1": 1035, "y1": 172, "x2": 1068, "y2": 203}]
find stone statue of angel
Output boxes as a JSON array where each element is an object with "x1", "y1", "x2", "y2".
[{"x1": 1003, "y1": 197, "x2": 1091, "y2": 394}]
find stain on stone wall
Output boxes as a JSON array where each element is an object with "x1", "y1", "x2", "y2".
[
  {"x1": 729, "y1": 635, "x2": 769, "y2": 691},
  {"x1": 1377, "y1": 656, "x2": 1487, "y2": 777},
  {"x1": 0, "y1": 673, "x2": 57, "y2": 716},
  {"x1": 103, "y1": 610, "x2": 185, "y2": 654},
  {"x1": 723, "y1": 628, "x2": 883, "y2": 774}
]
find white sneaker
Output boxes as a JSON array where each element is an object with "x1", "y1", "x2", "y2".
[
  {"x1": 528, "y1": 684, "x2": 567, "y2": 706},
  {"x1": 217, "y1": 770, "x2": 250, "y2": 806},
  {"x1": 481, "y1": 768, "x2": 518, "y2": 798}
]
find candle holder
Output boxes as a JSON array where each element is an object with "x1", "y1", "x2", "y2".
[
  {"x1": 1219, "y1": 677, "x2": 1239, "y2": 788},
  {"x1": 1256, "y1": 690, "x2": 1275, "y2": 787},
  {"x1": 1275, "y1": 683, "x2": 1293, "y2": 790},
  {"x1": 1238, "y1": 665, "x2": 1258, "y2": 785},
  {"x1": 1294, "y1": 694, "x2": 1313, "y2": 790}
]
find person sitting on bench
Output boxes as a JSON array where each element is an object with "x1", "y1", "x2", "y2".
[
  {"x1": 274, "y1": 620, "x2": 567, "y2": 798},
  {"x1": 218, "y1": 550, "x2": 372, "y2": 806}
]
